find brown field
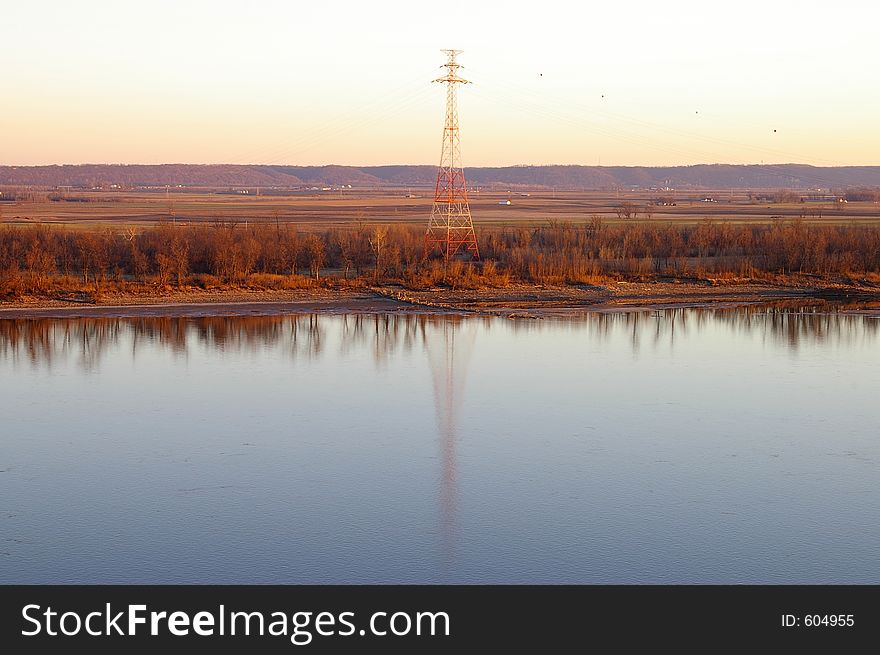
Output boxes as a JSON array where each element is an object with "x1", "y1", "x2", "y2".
[{"x1": 3, "y1": 187, "x2": 880, "y2": 228}]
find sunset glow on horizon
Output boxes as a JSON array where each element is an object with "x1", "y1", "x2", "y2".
[{"x1": 2, "y1": 0, "x2": 879, "y2": 168}]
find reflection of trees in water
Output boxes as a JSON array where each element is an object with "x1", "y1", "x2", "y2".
[
  {"x1": 714, "y1": 304, "x2": 880, "y2": 351},
  {"x1": 0, "y1": 304, "x2": 877, "y2": 370},
  {"x1": 0, "y1": 314, "x2": 482, "y2": 371},
  {"x1": 0, "y1": 319, "x2": 126, "y2": 371},
  {"x1": 0, "y1": 316, "x2": 325, "y2": 371},
  {"x1": 640, "y1": 303, "x2": 880, "y2": 353},
  {"x1": 493, "y1": 303, "x2": 878, "y2": 354},
  {"x1": 336, "y1": 314, "x2": 487, "y2": 367}
]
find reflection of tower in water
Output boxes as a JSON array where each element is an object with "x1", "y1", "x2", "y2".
[{"x1": 422, "y1": 316, "x2": 476, "y2": 564}]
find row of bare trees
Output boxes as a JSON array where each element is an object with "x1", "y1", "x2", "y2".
[
  {"x1": 2, "y1": 218, "x2": 880, "y2": 297},
  {"x1": 491, "y1": 218, "x2": 880, "y2": 282}
]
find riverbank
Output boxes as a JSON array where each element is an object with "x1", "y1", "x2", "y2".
[{"x1": 2, "y1": 278, "x2": 879, "y2": 319}]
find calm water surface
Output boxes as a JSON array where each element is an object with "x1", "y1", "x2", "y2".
[{"x1": 1, "y1": 306, "x2": 878, "y2": 583}]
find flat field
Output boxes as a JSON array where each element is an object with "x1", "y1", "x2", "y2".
[{"x1": 3, "y1": 187, "x2": 879, "y2": 228}]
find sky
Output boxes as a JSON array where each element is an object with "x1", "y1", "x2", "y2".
[{"x1": 2, "y1": 0, "x2": 879, "y2": 167}]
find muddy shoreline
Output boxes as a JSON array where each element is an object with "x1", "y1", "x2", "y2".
[{"x1": 1, "y1": 282, "x2": 878, "y2": 319}]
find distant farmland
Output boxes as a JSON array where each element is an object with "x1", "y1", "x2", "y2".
[{"x1": 1, "y1": 188, "x2": 879, "y2": 229}]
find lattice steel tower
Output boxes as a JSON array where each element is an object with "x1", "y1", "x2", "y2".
[{"x1": 426, "y1": 49, "x2": 479, "y2": 261}]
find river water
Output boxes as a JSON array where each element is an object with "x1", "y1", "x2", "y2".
[{"x1": 1, "y1": 306, "x2": 878, "y2": 583}]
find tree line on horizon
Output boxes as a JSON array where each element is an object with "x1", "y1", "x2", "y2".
[{"x1": 1, "y1": 219, "x2": 879, "y2": 299}]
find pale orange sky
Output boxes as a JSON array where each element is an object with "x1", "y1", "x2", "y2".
[{"x1": 2, "y1": 0, "x2": 879, "y2": 167}]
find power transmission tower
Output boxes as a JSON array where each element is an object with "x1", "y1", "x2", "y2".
[{"x1": 426, "y1": 49, "x2": 479, "y2": 261}]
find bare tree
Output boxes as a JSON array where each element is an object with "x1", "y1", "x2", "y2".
[
  {"x1": 170, "y1": 236, "x2": 189, "y2": 287},
  {"x1": 156, "y1": 252, "x2": 174, "y2": 286},
  {"x1": 25, "y1": 241, "x2": 56, "y2": 292},
  {"x1": 304, "y1": 234, "x2": 325, "y2": 280},
  {"x1": 615, "y1": 202, "x2": 639, "y2": 220},
  {"x1": 369, "y1": 226, "x2": 388, "y2": 284},
  {"x1": 334, "y1": 230, "x2": 356, "y2": 279}
]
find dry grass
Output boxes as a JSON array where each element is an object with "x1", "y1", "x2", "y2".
[{"x1": 2, "y1": 217, "x2": 880, "y2": 301}]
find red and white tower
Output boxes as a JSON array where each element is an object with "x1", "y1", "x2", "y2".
[{"x1": 426, "y1": 49, "x2": 479, "y2": 261}]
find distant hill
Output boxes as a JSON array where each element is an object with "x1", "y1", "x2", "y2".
[
  {"x1": 3, "y1": 163, "x2": 880, "y2": 190},
  {"x1": 0, "y1": 164, "x2": 303, "y2": 188}
]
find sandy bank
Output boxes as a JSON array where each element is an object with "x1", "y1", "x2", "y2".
[{"x1": 1, "y1": 281, "x2": 878, "y2": 319}]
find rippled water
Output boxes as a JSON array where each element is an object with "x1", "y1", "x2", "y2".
[{"x1": 1, "y1": 306, "x2": 878, "y2": 583}]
